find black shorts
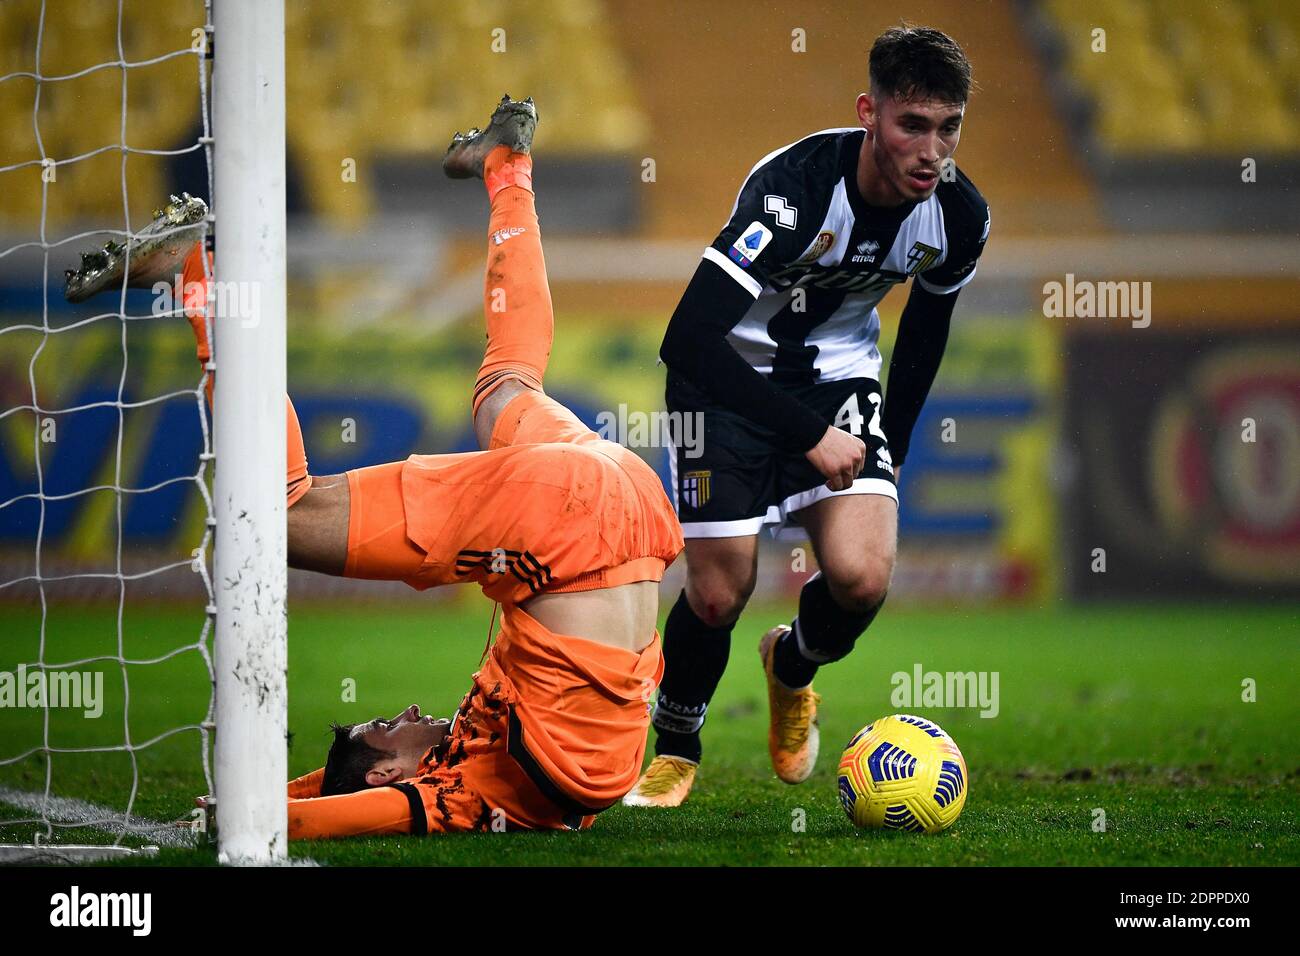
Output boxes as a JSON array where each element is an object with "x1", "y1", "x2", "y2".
[{"x1": 665, "y1": 372, "x2": 898, "y2": 539}]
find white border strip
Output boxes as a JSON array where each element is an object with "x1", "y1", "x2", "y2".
[
  {"x1": 780, "y1": 475, "x2": 898, "y2": 516},
  {"x1": 0, "y1": 786, "x2": 196, "y2": 850},
  {"x1": 680, "y1": 515, "x2": 770, "y2": 538},
  {"x1": 702, "y1": 246, "x2": 764, "y2": 297}
]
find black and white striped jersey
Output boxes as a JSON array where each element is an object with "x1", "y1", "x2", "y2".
[{"x1": 703, "y1": 127, "x2": 990, "y2": 386}]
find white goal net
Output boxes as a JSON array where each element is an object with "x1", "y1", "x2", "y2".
[{"x1": 0, "y1": 0, "x2": 286, "y2": 864}]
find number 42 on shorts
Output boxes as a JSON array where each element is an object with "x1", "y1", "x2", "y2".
[{"x1": 833, "y1": 391, "x2": 887, "y2": 441}]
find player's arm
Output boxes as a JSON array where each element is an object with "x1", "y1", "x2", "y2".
[
  {"x1": 660, "y1": 158, "x2": 864, "y2": 489},
  {"x1": 287, "y1": 767, "x2": 325, "y2": 799},
  {"x1": 880, "y1": 284, "x2": 960, "y2": 472},
  {"x1": 882, "y1": 180, "x2": 990, "y2": 472},
  {"x1": 660, "y1": 262, "x2": 825, "y2": 452},
  {"x1": 661, "y1": 266, "x2": 863, "y2": 490},
  {"x1": 287, "y1": 785, "x2": 418, "y2": 840}
]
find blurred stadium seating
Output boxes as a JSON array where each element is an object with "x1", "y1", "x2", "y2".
[
  {"x1": 1038, "y1": 0, "x2": 1299, "y2": 154},
  {"x1": 0, "y1": 0, "x2": 646, "y2": 228}
]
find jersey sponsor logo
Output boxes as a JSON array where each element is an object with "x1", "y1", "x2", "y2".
[
  {"x1": 729, "y1": 221, "x2": 774, "y2": 268},
  {"x1": 680, "y1": 469, "x2": 712, "y2": 509},
  {"x1": 797, "y1": 229, "x2": 835, "y2": 263},
  {"x1": 763, "y1": 194, "x2": 798, "y2": 230},
  {"x1": 769, "y1": 262, "x2": 903, "y2": 294},
  {"x1": 850, "y1": 237, "x2": 881, "y2": 264},
  {"x1": 905, "y1": 241, "x2": 942, "y2": 275}
]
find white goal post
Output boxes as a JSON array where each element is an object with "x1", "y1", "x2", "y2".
[{"x1": 210, "y1": 0, "x2": 289, "y2": 865}]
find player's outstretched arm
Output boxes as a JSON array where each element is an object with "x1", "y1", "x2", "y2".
[
  {"x1": 287, "y1": 787, "x2": 415, "y2": 840},
  {"x1": 661, "y1": 260, "x2": 829, "y2": 453},
  {"x1": 287, "y1": 767, "x2": 326, "y2": 799},
  {"x1": 879, "y1": 283, "x2": 960, "y2": 471}
]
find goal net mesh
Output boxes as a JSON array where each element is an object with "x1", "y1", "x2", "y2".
[{"x1": 0, "y1": 0, "x2": 216, "y2": 852}]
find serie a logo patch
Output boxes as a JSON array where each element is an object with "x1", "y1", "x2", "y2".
[
  {"x1": 729, "y1": 221, "x2": 773, "y2": 267},
  {"x1": 680, "y1": 470, "x2": 712, "y2": 509}
]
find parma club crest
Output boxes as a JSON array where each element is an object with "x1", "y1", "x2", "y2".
[
  {"x1": 905, "y1": 241, "x2": 942, "y2": 275},
  {"x1": 681, "y1": 470, "x2": 712, "y2": 509}
]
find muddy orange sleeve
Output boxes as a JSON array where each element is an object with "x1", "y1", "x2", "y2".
[{"x1": 286, "y1": 768, "x2": 325, "y2": 799}]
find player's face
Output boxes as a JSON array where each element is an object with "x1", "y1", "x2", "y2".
[
  {"x1": 859, "y1": 92, "x2": 964, "y2": 203},
  {"x1": 355, "y1": 704, "x2": 450, "y2": 782}
]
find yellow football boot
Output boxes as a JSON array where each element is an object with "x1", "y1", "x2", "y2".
[
  {"x1": 759, "y1": 624, "x2": 821, "y2": 784},
  {"x1": 621, "y1": 755, "x2": 698, "y2": 808}
]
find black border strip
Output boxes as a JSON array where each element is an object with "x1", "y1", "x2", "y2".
[
  {"x1": 386, "y1": 782, "x2": 427, "y2": 836},
  {"x1": 506, "y1": 706, "x2": 608, "y2": 829}
]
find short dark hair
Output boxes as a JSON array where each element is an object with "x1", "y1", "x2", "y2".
[
  {"x1": 869, "y1": 25, "x2": 972, "y2": 105},
  {"x1": 321, "y1": 722, "x2": 395, "y2": 796}
]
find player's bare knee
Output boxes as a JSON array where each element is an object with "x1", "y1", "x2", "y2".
[
  {"x1": 826, "y1": 559, "x2": 892, "y2": 614},
  {"x1": 473, "y1": 376, "x2": 533, "y2": 449},
  {"x1": 686, "y1": 576, "x2": 753, "y2": 628}
]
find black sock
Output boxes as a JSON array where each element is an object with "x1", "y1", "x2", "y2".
[
  {"x1": 773, "y1": 574, "x2": 883, "y2": 688},
  {"x1": 653, "y1": 590, "x2": 734, "y2": 763},
  {"x1": 773, "y1": 623, "x2": 818, "y2": 689}
]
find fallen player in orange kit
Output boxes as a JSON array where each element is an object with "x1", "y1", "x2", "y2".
[{"x1": 67, "y1": 95, "x2": 683, "y2": 836}]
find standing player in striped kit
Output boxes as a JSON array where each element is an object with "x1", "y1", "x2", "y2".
[{"x1": 627, "y1": 27, "x2": 990, "y2": 807}]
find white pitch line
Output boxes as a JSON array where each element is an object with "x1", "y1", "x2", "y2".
[{"x1": 0, "y1": 786, "x2": 198, "y2": 850}]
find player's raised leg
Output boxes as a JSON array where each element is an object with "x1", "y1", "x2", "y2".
[
  {"x1": 64, "y1": 201, "x2": 361, "y2": 579},
  {"x1": 439, "y1": 96, "x2": 553, "y2": 440},
  {"x1": 444, "y1": 95, "x2": 603, "y2": 453}
]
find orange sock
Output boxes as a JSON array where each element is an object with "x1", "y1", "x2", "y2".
[
  {"x1": 472, "y1": 148, "x2": 553, "y2": 418},
  {"x1": 179, "y1": 241, "x2": 311, "y2": 506},
  {"x1": 180, "y1": 241, "x2": 214, "y2": 368},
  {"x1": 484, "y1": 143, "x2": 533, "y2": 200}
]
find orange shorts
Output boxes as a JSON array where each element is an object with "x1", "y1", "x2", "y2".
[{"x1": 343, "y1": 389, "x2": 683, "y2": 604}]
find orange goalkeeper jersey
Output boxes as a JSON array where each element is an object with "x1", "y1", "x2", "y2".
[{"x1": 285, "y1": 609, "x2": 661, "y2": 837}]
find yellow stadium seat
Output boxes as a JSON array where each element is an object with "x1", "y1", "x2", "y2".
[{"x1": 1, "y1": 0, "x2": 649, "y2": 224}]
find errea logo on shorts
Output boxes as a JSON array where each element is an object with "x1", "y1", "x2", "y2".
[{"x1": 50, "y1": 885, "x2": 151, "y2": 936}]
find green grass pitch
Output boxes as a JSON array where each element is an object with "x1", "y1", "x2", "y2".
[{"x1": 1, "y1": 600, "x2": 1296, "y2": 866}]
